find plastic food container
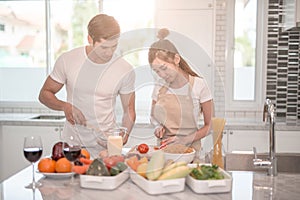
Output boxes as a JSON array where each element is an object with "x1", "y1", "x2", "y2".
[
  {"x1": 129, "y1": 169, "x2": 186, "y2": 195},
  {"x1": 80, "y1": 169, "x2": 129, "y2": 190},
  {"x1": 186, "y1": 164, "x2": 232, "y2": 194}
]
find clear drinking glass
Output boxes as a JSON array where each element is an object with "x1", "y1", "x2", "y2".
[
  {"x1": 23, "y1": 136, "x2": 43, "y2": 189},
  {"x1": 62, "y1": 134, "x2": 82, "y2": 186},
  {"x1": 106, "y1": 127, "x2": 127, "y2": 156}
]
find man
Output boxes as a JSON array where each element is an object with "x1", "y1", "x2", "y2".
[{"x1": 39, "y1": 14, "x2": 136, "y2": 156}]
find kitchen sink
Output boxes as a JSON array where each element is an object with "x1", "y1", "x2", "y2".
[
  {"x1": 30, "y1": 114, "x2": 65, "y2": 120},
  {"x1": 225, "y1": 152, "x2": 300, "y2": 173}
]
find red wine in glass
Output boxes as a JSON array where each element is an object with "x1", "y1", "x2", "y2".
[
  {"x1": 63, "y1": 147, "x2": 81, "y2": 162},
  {"x1": 23, "y1": 136, "x2": 43, "y2": 189},
  {"x1": 24, "y1": 147, "x2": 43, "y2": 163},
  {"x1": 62, "y1": 134, "x2": 82, "y2": 186}
]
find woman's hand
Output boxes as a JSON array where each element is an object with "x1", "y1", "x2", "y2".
[
  {"x1": 63, "y1": 103, "x2": 86, "y2": 125},
  {"x1": 154, "y1": 125, "x2": 166, "y2": 139},
  {"x1": 161, "y1": 136, "x2": 179, "y2": 146}
]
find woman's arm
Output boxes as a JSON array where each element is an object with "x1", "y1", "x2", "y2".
[
  {"x1": 186, "y1": 99, "x2": 213, "y2": 142},
  {"x1": 150, "y1": 100, "x2": 166, "y2": 139}
]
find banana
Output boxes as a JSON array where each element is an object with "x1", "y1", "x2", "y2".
[
  {"x1": 162, "y1": 161, "x2": 187, "y2": 174},
  {"x1": 157, "y1": 165, "x2": 191, "y2": 180}
]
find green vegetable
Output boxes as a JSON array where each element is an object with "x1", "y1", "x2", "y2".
[
  {"x1": 110, "y1": 166, "x2": 120, "y2": 176},
  {"x1": 116, "y1": 162, "x2": 127, "y2": 172},
  {"x1": 190, "y1": 164, "x2": 224, "y2": 180},
  {"x1": 86, "y1": 158, "x2": 110, "y2": 176}
]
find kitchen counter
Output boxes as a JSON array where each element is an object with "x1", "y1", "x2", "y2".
[
  {"x1": 0, "y1": 113, "x2": 299, "y2": 131},
  {"x1": 0, "y1": 113, "x2": 66, "y2": 127},
  {"x1": 1, "y1": 165, "x2": 300, "y2": 200}
]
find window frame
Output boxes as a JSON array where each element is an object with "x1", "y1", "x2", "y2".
[{"x1": 225, "y1": 0, "x2": 267, "y2": 111}]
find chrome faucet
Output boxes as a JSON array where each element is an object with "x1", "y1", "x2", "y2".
[{"x1": 253, "y1": 98, "x2": 277, "y2": 176}]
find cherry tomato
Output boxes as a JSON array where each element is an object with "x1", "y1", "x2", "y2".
[{"x1": 137, "y1": 143, "x2": 149, "y2": 154}]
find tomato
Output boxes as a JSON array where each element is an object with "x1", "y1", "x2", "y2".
[{"x1": 137, "y1": 143, "x2": 149, "y2": 154}]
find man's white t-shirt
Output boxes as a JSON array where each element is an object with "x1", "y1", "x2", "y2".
[{"x1": 50, "y1": 46, "x2": 135, "y2": 150}]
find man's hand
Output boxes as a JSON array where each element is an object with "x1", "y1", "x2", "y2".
[{"x1": 63, "y1": 103, "x2": 86, "y2": 125}]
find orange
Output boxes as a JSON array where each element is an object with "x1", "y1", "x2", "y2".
[
  {"x1": 55, "y1": 157, "x2": 72, "y2": 173},
  {"x1": 81, "y1": 148, "x2": 90, "y2": 160},
  {"x1": 38, "y1": 158, "x2": 56, "y2": 173}
]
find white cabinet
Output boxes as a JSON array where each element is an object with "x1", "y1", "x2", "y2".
[
  {"x1": 276, "y1": 131, "x2": 300, "y2": 153},
  {"x1": 222, "y1": 129, "x2": 300, "y2": 154},
  {"x1": 0, "y1": 125, "x2": 62, "y2": 182},
  {"x1": 154, "y1": 0, "x2": 215, "y2": 91},
  {"x1": 221, "y1": 131, "x2": 228, "y2": 152},
  {"x1": 223, "y1": 130, "x2": 269, "y2": 153}
]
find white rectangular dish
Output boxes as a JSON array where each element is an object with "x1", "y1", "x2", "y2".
[
  {"x1": 129, "y1": 169, "x2": 185, "y2": 195},
  {"x1": 80, "y1": 169, "x2": 129, "y2": 190},
  {"x1": 186, "y1": 163, "x2": 232, "y2": 194}
]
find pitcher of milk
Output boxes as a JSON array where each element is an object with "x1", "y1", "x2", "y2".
[{"x1": 107, "y1": 127, "x2": 127, "y2": 156}]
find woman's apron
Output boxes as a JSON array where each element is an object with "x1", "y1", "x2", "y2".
[{"x1": 153, "y1": 76, "x2": 201, "y2": 160}]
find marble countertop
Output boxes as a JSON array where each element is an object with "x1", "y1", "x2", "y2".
[
  {"x1": 0, "y1": 113, "x2": 66, "y2": 126},
  {"x1": 0, "y1": 113, "x2": 299, "y2": 130},
  {"x1": 1, "y1": 165, "x2": 300, "y2": 200}
]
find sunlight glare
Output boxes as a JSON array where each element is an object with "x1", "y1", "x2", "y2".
[{"x1": 103, "y1": 0, "x2": 155, "y2": 31}]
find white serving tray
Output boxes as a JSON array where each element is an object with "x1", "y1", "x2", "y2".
[
  {"x1": 186, "y1": 163, "x2": 232, "y2": 194},
  {"x1": 129, "y1": 168, "x2": 185, "y2": 195},
  {"x1": 80, "y1": 168, "x2": 129, "y2": 190}
]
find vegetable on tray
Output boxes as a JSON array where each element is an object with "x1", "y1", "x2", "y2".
[{"x1": 190, "y1": 164, "x2": 224, "y2": 180}]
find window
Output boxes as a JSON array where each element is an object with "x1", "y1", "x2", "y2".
[
  {"x1": 0, "y1": 0, "x2": 155, "y2": 123},
  {"x1": 0, "y1": 0, "x2": 100, "y2": 102},
  {"x1": 226, "y1": 0, "x2": 266, "y2": 110},
  {"x1": 0, "y1": 1, "x2": 47, "y2": 102}
]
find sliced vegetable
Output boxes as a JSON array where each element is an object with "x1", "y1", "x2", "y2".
[
  {"x1": 79, "y1": 157, "x2": 93, "y2": 165},
  {"x1": 73, "y1": 164, "x2": 89, "y2": 174},
  {"x1": 103, "y1": 155, "x2": 125, "y2": 170},
  {"x1": 126, "y1": 155, "x2": 140, "y2": 171},
  {"x1": 190, "y1": 164, "x2": 224, "y2": 180}
]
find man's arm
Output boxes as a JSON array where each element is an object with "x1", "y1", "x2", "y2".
[
  {"x1": 39, "y1": 76, "x2": 65, "y2": 111},
  {"x1": 39, "y1": 76, "x2": 85, "y2": 125},
  {"x1": 120, "y1": 92, "x2": 136, "y2": 144}
]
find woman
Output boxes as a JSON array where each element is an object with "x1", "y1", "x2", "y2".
[{"x1": 149, "y1": 29, "x2": 213, "y2": 161}]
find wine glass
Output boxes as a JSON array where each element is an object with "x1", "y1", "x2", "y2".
[
  {"x1": 23, "y1": 136, "x2": 43, "y2": 189},
  {"x1": 62, "y1": 134, "x2": 82, "y2": 186}
]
